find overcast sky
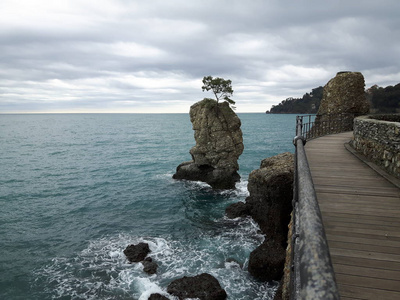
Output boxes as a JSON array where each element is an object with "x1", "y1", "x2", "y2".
[{"x1": 1, "y1": 0, "x2": 399, "y2": 113}]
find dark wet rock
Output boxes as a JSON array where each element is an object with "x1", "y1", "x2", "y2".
[
  {"x1": 173, "y1": 98, "x2": 243, "y2": 189},
  {"x1": 142, "y1": 259, "x2": 158, "y2": 274},
  {"x1": 225, "y1": 152, "x2": 294, "y2": 282},
  {"x1": 148, "y1": 293, "x2": 170, "y2": 300},
  {"x1": 273, "y1": 212, "x2": 294, "y2": 300},
  {"x1": 246, "y1": 152, "x2": 294, "y2": 245},
  {"x1": 225, "y1": 201, "x2": 250, "y2": 219},
  {"x1": 248, "y1": 239, "x2": 286, "y2": 281},
  {"x1": 143, "y1": 257, "x2": 153, "y2": 262},
  {"x1": 167, "y1": 273, "x2": 227, "y2": 300},
  {"x1": 123, "y1": 243, "x2": 151, "y2": 263},
  {"x1": 226, "y1": 152, "x2": 294, "y2": 245}
]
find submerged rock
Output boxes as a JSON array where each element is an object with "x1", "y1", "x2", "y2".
[
  {"x1": 148, "y1": 293, "x2": 169, "y2": 300},
  {"x1": 141, "y1": 258, "x2": 158, "y2": 274},
  {"x1": 167, "y1": 273, "x2": 227, "y2": 300},
  {"x1": 123, "y1": 243, "x2": 151, "y2": 263},
  {"x1": 173, "y1": 99, "x2": 243, "y2": 189}
]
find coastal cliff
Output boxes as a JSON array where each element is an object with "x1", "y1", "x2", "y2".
[{"x1": 226, "y1": 152, "x2": 294, "y2": 282}]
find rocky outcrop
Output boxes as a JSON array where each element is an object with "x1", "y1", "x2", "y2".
[
  {"x1": 245, "y1": 153, "x2": 294, "y2": 243},
  {"x1": 124, "y1": 243, "x2": 151, "y2": 263},
  {"x1": 167, "y1": 273, "x2": 227, "y2": 300},
  {"x1": 318, "y1": 71, "x2": 369, "y2": 116},
  {"x1": 312, "y1": 72, "x2": 369, "y2": 136},
  {"x1": 124, "y1": 243, "x2": 158, "y2": 275},
  {"x1": 124, "y1": 243, "x2": 150, "y2": 262},
  {"x1": 173, "y1": 98, "x2": 244, "y2": 189},
  {"x1": 226, "y1": 152, "x2": 294, "y2": 282}
]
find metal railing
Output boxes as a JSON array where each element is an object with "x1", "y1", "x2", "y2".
[
  {"x1": 299, "y1": 113, "x2": 355, "y2": 140},
  {"x1": 290, "y1": 116, "x2": 340, "y2": 299}
]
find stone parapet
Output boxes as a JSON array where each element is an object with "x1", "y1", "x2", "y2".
[{"x1": 351, "y1": 115, "x2": 400, "y2": 179}]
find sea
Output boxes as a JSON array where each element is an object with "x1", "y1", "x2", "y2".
[{"x1": 0, "y1": 113, "x2": 297, "y2": 300}]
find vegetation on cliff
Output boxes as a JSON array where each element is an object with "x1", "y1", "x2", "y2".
[
  {"x1": 267, "y1": 86, "x2": 323, "y2": 114},
  {"x1": 367, "y1": 83, "x2": 400, "y2": 113}
]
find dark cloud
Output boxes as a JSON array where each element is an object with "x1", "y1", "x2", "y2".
[{"x1": 0, "y1": 0, "x2": 399, "y2": 113}]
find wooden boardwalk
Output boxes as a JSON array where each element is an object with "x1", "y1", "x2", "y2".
[{"x1": 305, "y1": 132, "x2": 400, "y2": 300}]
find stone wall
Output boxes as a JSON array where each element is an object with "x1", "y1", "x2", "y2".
[{"x1": 351, "y1": 115, "x2": 400, "y2": 178}]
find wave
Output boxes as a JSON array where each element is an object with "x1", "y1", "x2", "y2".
[{"x1": 33, "y1": 218, "x2": 276, "y2": 300}]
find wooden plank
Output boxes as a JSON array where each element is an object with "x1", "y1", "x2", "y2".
[
  {"x1": 319, "y1": 204, "x2": 400, "y2": 218},
  {"x1": 336, "y1": 273, "x2": 400, "y2": 292},
  {"x1": 325, "y1": 228, "x2": 400, "y2": 243},
  {"x1": 314, "y1": 188, "x2": 400, "y2": 197},
  {"x1": 331, "y1": 255, "x2": 400, "y2": 271},
  {"x1": 338, "y1": 283, "x2": 400, "y2": 300},
  {"x1": 326, "y1": 234, "x2": 400, "y2": 248},
  {"x1": 328, "y1": 240, "x2": 400, "y2": 255},
  {"x1": 322, "y1": 212, "x2": 400, "y2": 228},
  {"x1": 323, "y1": 219, "x2": 400, "y2": 232},
  {"x1": 334, "y1": 264, "x2": 400, "y2": 281},
  {"x1": 329, "y1": 248, "x2": 400, "y2": 263}
]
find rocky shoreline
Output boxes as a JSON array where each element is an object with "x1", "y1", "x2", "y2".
[
  {"x1": 123, "y1": 151, "x2": 295, "y2": 299},
  {"x1": 226, "y1": 152, "x2": 294, "y2": 299}
]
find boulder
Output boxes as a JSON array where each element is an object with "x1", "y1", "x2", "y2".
[
  {"x1": 167, "y1": 273, "x2": 227, "y2": 300},
  {"x1": 123, "y1": 243, "x2": 151, "y2": 263},
  {"x1": 173, "y1": 98, "x2": 244, "y2": 189}
]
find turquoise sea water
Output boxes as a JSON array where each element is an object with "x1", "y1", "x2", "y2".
[{"x1": 0, "y1": 113, "x2": 297, "y2": 300}]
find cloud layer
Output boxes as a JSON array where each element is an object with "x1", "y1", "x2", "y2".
[{"x1": 1, "y1": 0, "x2": 399, "y2": 113}]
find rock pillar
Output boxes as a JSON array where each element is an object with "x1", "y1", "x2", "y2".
[{"x1": 173, "y1": 98, "x2": 244, "y2": 189}]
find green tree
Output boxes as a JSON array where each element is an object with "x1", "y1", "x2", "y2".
[{"x1": 202, "y1": 76, "x2": 235, "y2": 107}]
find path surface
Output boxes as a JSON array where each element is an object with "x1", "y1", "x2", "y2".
[{"x1": 305, "y1": 132, "x2": 400, "y2": 300}]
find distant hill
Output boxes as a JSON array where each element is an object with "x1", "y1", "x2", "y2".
[
  {"x1": 267, "y1": 84, "x2": 400, "y2": 114},
  {"x1": 266, "y1": 86, "x2": 323, "y2": 114},
  {"x1": 367, "y1": 83, "x2": 400, "y2": 113}
]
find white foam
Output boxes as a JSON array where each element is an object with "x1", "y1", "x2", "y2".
[
  {"x1": 135, "y1": 277, "x2": 166, "y2": 300},
  {"x1": 219, "y1": 179, "x2": 249, "y2": 198},
  {"x1": 35, "y1": 224, "x2": 273, "y2": 299}
]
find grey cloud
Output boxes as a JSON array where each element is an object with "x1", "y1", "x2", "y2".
[{"x1": 1, "y1": 0, "x2": 399, "y2": 113}]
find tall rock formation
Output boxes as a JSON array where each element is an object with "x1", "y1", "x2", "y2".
[
  {"x1": 312, "y1": 71, "x2": 370, "y2": 135},
  {"x1": 318, "y1": 71, "x2": 369, "y2": 116},
  {"x1": 173, "y1": 98, "x2": 244, "y2": 189}
]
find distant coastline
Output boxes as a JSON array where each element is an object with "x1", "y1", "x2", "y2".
[{"x1": 266, "y1": 83, "x2": 400, "y2": 114}]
